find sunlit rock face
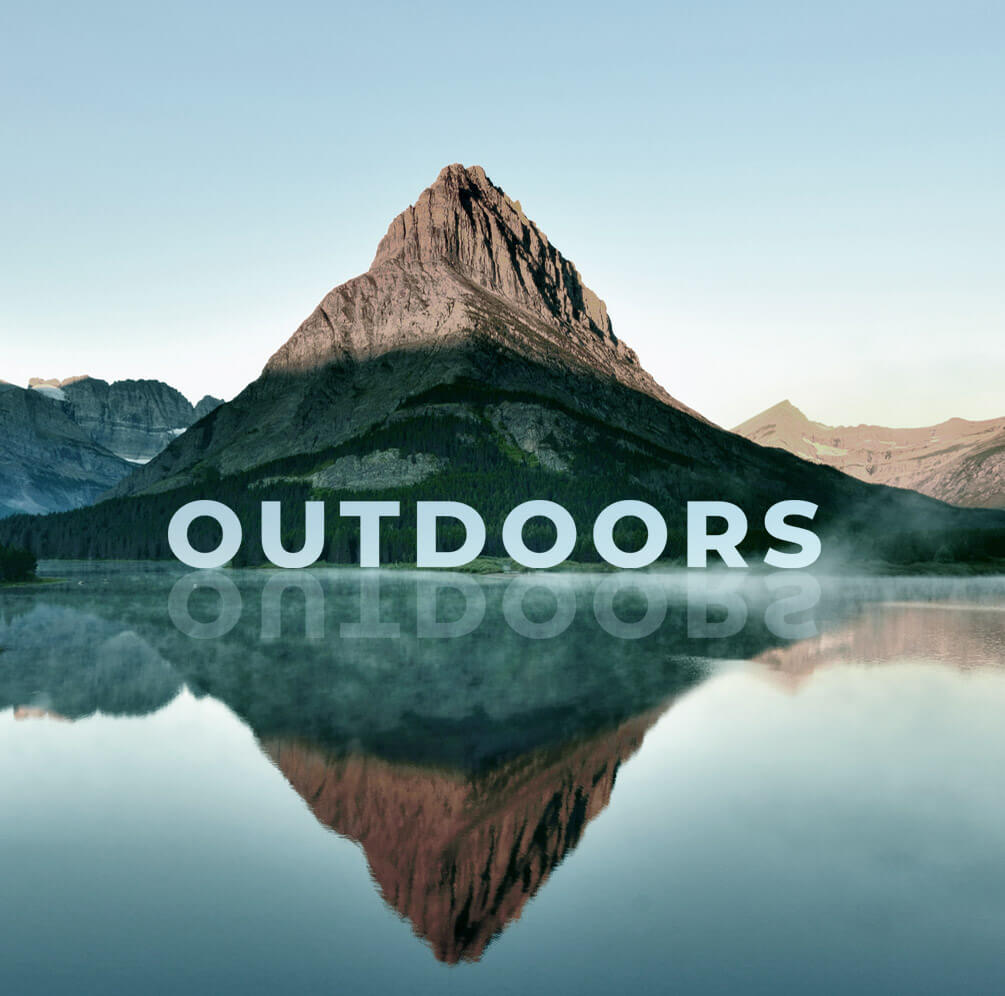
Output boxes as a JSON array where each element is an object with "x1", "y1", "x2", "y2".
[
  {"x1": 266, "y1": 163, "x2": 687, "y2": 412},
  {"x1": 735, "y1": 400, "x2": 1005, "y2": 509},
  {"x1": 263, "y1": 707, "x2": 664, "y2": 963}
]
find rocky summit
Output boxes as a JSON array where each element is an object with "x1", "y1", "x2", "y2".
[
  {"x1": 735, "y1": 401, "x2": 1005, "y2": 509},
  {"x1": 5, "y1": 165, "x2": 1004, "y2": 565},
  {"x1": 266, "y1": 163, "x2": 688, "y2": 412}
]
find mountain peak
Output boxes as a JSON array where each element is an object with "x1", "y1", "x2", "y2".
[
  {"x1": 766, "y1": 399, "x2": 806, "y2": 418},
  {"x1": 734, "y1": 401, "x2": 1005, "y2": 508},
  {"x1": 263, "y1": 164, "x2": 695, "y2": 415},
  {"x1": 734, "y1": 399, "x2": 808, "y2": 432},
  {"x1": 369, "y1": 163, "x2": 613, "y2": 342}
]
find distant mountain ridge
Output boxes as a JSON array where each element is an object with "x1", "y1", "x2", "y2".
[
  {"x1": 0, "y1": 377, "x2": 222, "y2": 518},
  {"x1": 0, "y1": 383, "x2": 132, "y2": 517},
  {"x1": 734, "y1": 401, "x2": 1005, "y2": 509},
  {"x1": 29, "y1": 376, "x2": 222, "y2": 463}
]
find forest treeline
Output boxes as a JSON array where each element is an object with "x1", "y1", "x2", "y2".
[
  {"x1": 1, "y1": 403, "x2": 1003, "y2": 568},
  {"x1": 0, "y1": 543, "x2": 37, "y2": 582}
]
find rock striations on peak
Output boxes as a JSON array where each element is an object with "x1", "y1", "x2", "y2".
[
  {"x1": 264, "y1": 164, "x2": 691, "y2": 415},
  {"x1": 370, "y1": 164, "x2": 614, "y2": 341}
]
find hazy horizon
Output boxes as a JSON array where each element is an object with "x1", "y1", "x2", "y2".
[{"x1": 2, "y1": 2, "x2": 1002, "y2": 429}]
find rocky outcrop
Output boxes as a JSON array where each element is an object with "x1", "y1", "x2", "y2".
[
  {"x1": 26, "y1": 377, "x2": 224, "y2": 464},
  {"x1": 58, "y1": 377, "x2": 198, "y2": 463},
  {"x1": 192, "y1": 394, "x2": 223, "y2": 420},
  {"x1": 311, "y1": 449, "x2": 445, "y2": 490},
  {"x1": 263, "y1": 706, "x2": 664, "y2": 963},
  {"x1": 0, "y1": 383, "x2": 132, "y2": 517},
  {"x1": 735, "y1": 401, "x2": 1005, "y2": 508},
  {"x1": 0, "y1": 376, "x2": 223, "y2": 516}
]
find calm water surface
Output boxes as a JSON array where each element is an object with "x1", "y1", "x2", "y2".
[{"x1": 2, "y1": 563, "x2": 1004, "y2": 994}]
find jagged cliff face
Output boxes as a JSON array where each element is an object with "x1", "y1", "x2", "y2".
[
  {"x1": 0, "y1": 383, "x2": 132, "y2": 517},
  {"x1": 0, "y1": 375, "x2": 222, "y2": 516},
  {"x1": 265, "y1": 164, "x2": 684, "y2": 412},
  {"x1": 56, "y1": 377, "x2": 214, "y2": 464},
  {"x1": 27, "y1": 377, "x2": 223, "y2": 464},
  {"x1": 735, "y1": 401, "x2": 1005, "y2": 509},
  {"x1": 263, "y1": 707, "x2": 663, "y2": 963}
]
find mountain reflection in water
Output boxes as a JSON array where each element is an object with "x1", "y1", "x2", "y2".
[
  {"x1": 264, "y1": 709, "x2": 664, "y2": 963},
  {"x1": 1, "y1": 564, "x2": 1003, "y2": 979}
]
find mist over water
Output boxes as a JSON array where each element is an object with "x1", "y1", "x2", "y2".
[{"x1": 1, "y1": 563, "x2": 1004, "y2": 994}]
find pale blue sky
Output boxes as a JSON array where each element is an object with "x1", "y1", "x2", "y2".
[{"x1": 1, "y1": 0, "x2": 1002, "y2": 427}]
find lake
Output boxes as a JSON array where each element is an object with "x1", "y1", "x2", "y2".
[{"x1": 2, "y1": 563, "x2": 1004, "y2": 994}]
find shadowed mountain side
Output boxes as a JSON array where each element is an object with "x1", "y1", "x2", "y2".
[
  {"x1": 106, "y1": 326, "x2": 707, "y2": 500},
  {"x1": 101, "y1": 338, "x2": 999, "y2": 549},
  {"x1": 0, "y1": 382, "x2": 133, "y2": 518},
  {"x1": 263, "y1": 705, "x2": 665, "y2": 963},
  {"x1": 106, "y1": 340, "x2": 930, "y2": 506},
  {"x1": 5, "y1": 349, "x2": 1003, "y2": 566}
]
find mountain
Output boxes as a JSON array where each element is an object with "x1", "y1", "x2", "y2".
[
  {"x1": 3, "y1": 165, "x2": 1003, "y2": 565},
  {"x1": 29, "y1": 376, "x2": 223, "y2": 464},
  {"x1": 0, "y1": 376, "x2": 222, "y2": 518},
  {"x1": 0, "y1": 383, "x2": 133, "y2": 518},
  {"x1": 735, "y1": 401, "x2": 1005, "y2": 509},
  {"x1": 109, "y1": 163, "x2": 705, "y2": 496},
  {"x1": 192, "y1": 394, "x2": 224, "y2": 420}
]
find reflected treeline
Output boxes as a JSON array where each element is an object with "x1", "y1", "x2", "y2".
[{"x1": 1, "y1": 566, "x2": 834, "y2": 766}]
